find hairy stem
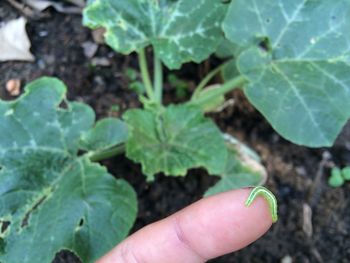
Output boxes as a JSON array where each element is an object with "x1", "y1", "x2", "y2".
[
  {"x1": 154, "y1": 54, "x2": 163, "y2": 104},
  {"x1": 89, "y1": 144, "x2": 125, "y2": 162},
  {"x1": 192, "y1": 61, "x2": 230, "y2": 98},
  {"x1": 138, "y1": 48, "x2": 155, "y2": 100},
  {"x1": 190, "y1": 75, "x2": 248, "y2": 107}
]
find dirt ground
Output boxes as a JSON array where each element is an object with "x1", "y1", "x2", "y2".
[{"x1": 1, "y1": 3, "x2": 350, "y2": 263}]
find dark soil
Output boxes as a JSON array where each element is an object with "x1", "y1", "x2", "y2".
[{"x1": 1, "y1": 4, "x2": 350, "y2": 263}]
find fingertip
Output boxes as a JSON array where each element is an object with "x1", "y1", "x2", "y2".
[
  {"x1": 239, "y1": 188, "x2": 275, "y2": 225},
  {"x1": 175, "y1": 188, "x2": 273, "y2": 258},
  {"x1": 97, "y1": 188, "x2": 274, "y2": 263}
]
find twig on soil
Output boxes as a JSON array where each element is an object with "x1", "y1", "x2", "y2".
[
  {"x1": 311, "y1": 248, "x2": 324, "y2": 263},
  {"x1": 307, "y1": 151, "x2": 333, "y2": 207},
  {"x1": 302, "y1": 152, "x2": 333, "y2": 241},
  {"x1": 302, "y1": 203, "x2": 313, "y2": 238}
]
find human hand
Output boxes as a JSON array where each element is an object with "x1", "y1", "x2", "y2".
[{"x1": 98, "y1": 189, "x2": 272, "y2": 263}]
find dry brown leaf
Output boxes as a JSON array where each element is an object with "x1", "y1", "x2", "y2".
[
  {"x1": 92, "y1": 28, "x2": 106, "y2": 44},
  {"x1": 224, "y1": 133, "x2": 268, "y2": 184},
  {"x1": 0, "y1": 17, "x2": 34, "y2": 62}
]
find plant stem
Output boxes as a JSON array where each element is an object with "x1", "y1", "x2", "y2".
[
  {"x1": 190, "y1": 75, "x2": 248, "y2": 107},
  {"x1": 192, "y1": 61, "x2": 230, "y2": 98},
  {"x1": 89, "y1": 144, "x2": 125, "y2": 162},
  {"x1": 154, "y1": 54, "x2": 163, "y2": 104},
  {"x1": 138, "y1": 48, "x2": 154, "y2": 100}
]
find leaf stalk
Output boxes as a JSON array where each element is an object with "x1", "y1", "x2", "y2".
[
  {"x1": 154, "y1": 53, "x2": 163, "y2": 104},
  {"x1": 192, "y1": 61, "x2": 231, "y2": 98},
  {"x1": 190, "y1": 75, "x2": 248, "y2": 107},
  {"x1": 88, "y1": 144, "x2": 125, "y2": 162},
  {"x1": 138, "y1": 48, "x2": 155, "y2": 100}
]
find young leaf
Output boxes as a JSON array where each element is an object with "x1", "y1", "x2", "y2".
[
  {"x1": 0, "y1": 77, "x2": 137, "y2": 263},
  {"x1": 124, "y1": 104, "x2": 227, "y2": 180},
  {"x1": 204, "y1": 134, "x2": 266, "y2": 197},
  {"x1": 80, "y1": 117, "x2": 128, "y2": 151},
  {"x1": 191, "y1": 84, "x2": 226, "y2": 113},
  {"x1": 215, "y1": 39, "x2": 244, "y2": 60},
  {"x1": 223, "y1": 0, "x2": 350, "y2": 147},
  {"x1": 222, "y1": 59, "x2": 240, "y2": 82},
  {"x1": 215, "y1": 39, "x2": 242, "y2": 82},
  {"x1": 83, "y1": 0, "x2": 227, "y2": 69},
  {"x1": 342, "y1": 167, "x2": 350, "y2": 180},
  {"x1": 328, "y1": 167, "x2": 344, "y2": 187}
]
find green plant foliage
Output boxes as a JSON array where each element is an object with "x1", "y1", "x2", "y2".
[
  {"x1": 223, "y1": 0, "x2": 350, "y2": 147},
  {"x1": 168, "y1": 74, "x2": 189, "y2": 99},
  {"x1": 124, "y1": 68, "x2": 145, "y2": 96},
  {"x1": 215, "y1": 39, "x2": 242, "y2": 59},
  {"x1": 328, "y1": 167, "x2": 344, "y2": 187},
  {"x1": 213, "y1": 38, "x2": 242, "y2": 82},
  {"x1": 0, "y1": 78, "x2": 137, "y2": 263},
  {"x1": 221, "y1": 60, "x2": 240, "y2": 83},
  {"x1": 342, "y1": 167, "x2": 350, "y2": 180},
  {"x1": 191, "y1": 85, "x2": 226, "y2": 113},
  {"x1": 123, "y1": 104, "x2": 227, "y2": 180},
  {"x1": 215, "y1": 40, "x2": 244, "y2": 82},
  {"x1": 328, "y1": 166, "x2": 350, "y2": 187},
  {"x1": 205, "y1": 135, "x2": 266, "y2": 197},
  {"x1": 83, "y1": 0, "x2": 227, "y2": 69},
  {"x1": 80, "y1": 118, "x2": 128, "y2": 151}
]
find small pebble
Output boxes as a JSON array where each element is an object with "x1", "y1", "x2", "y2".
[
  {"x1": 91, "y1": 57, "x2": 110, "y2": 67},
  {"x1": 6, "y1": 79, "x2": 21, "y2": 96},
  {"x1": 281, "y1": 255, "x2": 293, "y2": 263},
  {"x1": 82, "y1": 41, "x2": 98, "y2": 58},
  {"x1": 45, "y1": 54, "x2": 55, "y2": 65},
  {"x1": 38, "y1": 30, "x2": 48, "y2": 37}
]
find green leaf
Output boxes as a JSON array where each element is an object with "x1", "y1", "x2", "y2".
[
  {"x1": 83, "y1": 0, "x2": 227, "y2": 69},
  {"x1": 342, "y1": 167, "x2": 350, "y2": 180},
  {"x1": 215, "y1": 39, "x2": 243, "y2": 59},
  {"x1": 223, "y1": 0, "x2": 350, "y2": 147},
  {"x1": 168, "y1": 74, "x2": 189, "y2": 99},
  {"x1": 0, "y1": 77, "x2": 137, "y2": 263},
  {"x1": 222, "y1": 59, "x2": 240, "y2": 82},
  {"x1": 204, "y1": 134, "x2": 266, "y2": 197},
  {"x1": 328, "y1": 167, "x2": 344, "y2": 187},
  {"x1": 123, "y1": 104, "x2": 227, "y2": 180},
  {"x1": 215, "y1": 39, "x2": 242, "y2": 82},
  {"x1": 80, "y1": 118, "x2": 128, "y2": 151}
]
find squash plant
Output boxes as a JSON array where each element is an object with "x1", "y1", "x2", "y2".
[{"x1": 1, "y1": 0, "x2": 350, "y2": 262}]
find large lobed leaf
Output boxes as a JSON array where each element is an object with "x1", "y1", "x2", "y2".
[
  {"x1": 83, "y1": 0, "x2": 227, "y2": 69},
  {"x1": 0, "y1": 78, "x2": 137, "y2": 263},
  {"x1": 223, "y1": 0, "x2": 350, "y2": 147},
  {"x1": 124, "y1": 104, "x2": 227, "y2": 180}
]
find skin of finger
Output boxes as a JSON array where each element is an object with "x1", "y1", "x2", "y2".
[{"x1": 97, "y1": 189, "x2": 272, "y2": 263}]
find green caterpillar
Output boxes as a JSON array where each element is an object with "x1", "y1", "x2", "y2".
[{"x1": 245, "y1": 186, "x2": 278, "y2": 223}]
